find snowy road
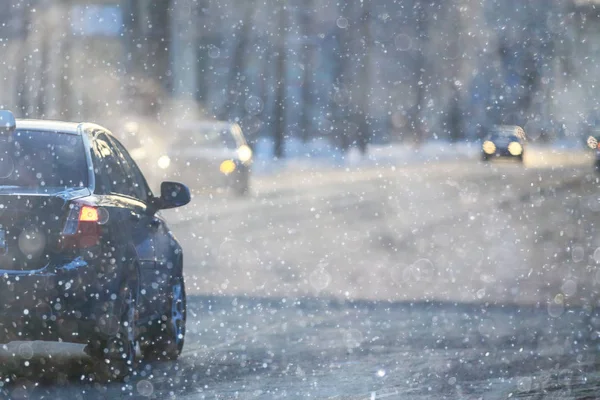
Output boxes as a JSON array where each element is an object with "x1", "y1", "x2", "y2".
[{"x1": 4, "y1": 149, "x2": 600, "y2": 399}]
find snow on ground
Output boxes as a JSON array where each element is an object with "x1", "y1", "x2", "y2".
[
  {"x1": 252, "y1": 137, "x2": 481, "y2": 175},
  {"x1": 252, "y1": 137, "x2": 590, "y2": 176}
]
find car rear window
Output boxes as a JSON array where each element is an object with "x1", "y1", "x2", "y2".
[{"x1": 0, "y1": 130, "x2": 88, "y2": 192}]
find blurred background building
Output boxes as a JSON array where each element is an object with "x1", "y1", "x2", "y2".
[{"x1": 0, "y1": 0, "x2": 598, "y2": 155}]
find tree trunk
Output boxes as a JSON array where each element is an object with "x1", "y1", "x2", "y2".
[
  {"x1": 300, "y1": 0, "x2": 314, "y2": 142},
  {"x1": 273, "y1": 3, "x2": 286, "y2": 159},
  {"x1": 222, "y1": 0, "x2": 255, "y2": 121},
  {"x1": 356, "y1": 3, "x2": 371, "y2": 154},
  {"x1": 412, "y1": 2, "x2": 429, "y2": 145}
]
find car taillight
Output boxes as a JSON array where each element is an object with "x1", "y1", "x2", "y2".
[{"x1": 60, "y1": 203, "x2": 101, "y2": 250}]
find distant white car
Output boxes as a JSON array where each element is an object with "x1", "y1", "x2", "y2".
[{"x1": 119, "y1": 119, "x2": 253, "y2": 196}]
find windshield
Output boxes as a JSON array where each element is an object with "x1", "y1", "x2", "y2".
[
  {"x1": 0, "y1": 130, "x2": 88, "y2": 192},
  {"x1": 490, "y1": 133, "x2": 520, "y2": 141},
  {"x1": 175, "y1": 126, "x2": 239, "y2": 150}
]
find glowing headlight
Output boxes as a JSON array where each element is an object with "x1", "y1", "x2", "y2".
[
  {"x1": 124, "y1": 121, "x2": 139, "y2": 135},
  {"x1": 508, "y1": 142, "x2": 522, "y2": 156},
  {"x1": 220, "y1": 159, "x2": 236, "y2": 175},
  {"x1": 482, "y1": 141, "x2": 496, "y2": 155},
  {"x1": 157, "y1": 155, "x2": 171, "y2": 169},
  {"x1": 237, "y1": 145, "x2": 253, "y2": 163}
]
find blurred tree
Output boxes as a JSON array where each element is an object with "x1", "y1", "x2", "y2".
[
  {"x1": 447, "y1": 84, "x2": 463, "y2": 142},
  {"x1": 354, "y1": 1, "x2": 371, "y2": 155},
  {"x1": 299, "y1": 0, "x2": 315, "y2": 142},
  {"x1": 330, "y1": 12, "x2": 349, "y2": 153},
  {"x1": 221, "y1": 0, "x2": 255, "y2": 121},
  {"x1": 273, "y1": 1, "x2": 287, "y2": 159},
  {"x1": 410, "y1": 2, "x2": 429, "y2": 145}
]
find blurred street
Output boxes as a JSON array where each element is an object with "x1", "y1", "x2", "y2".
[{"x1": 3, "y1": 148, "x2": 600, "y2": 399}]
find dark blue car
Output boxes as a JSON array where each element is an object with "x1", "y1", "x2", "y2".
[
  {"x1": 481, "y1": 125, "x2": 527, "y2": 162},
  {"x1": 0, "y1": 111, "x2": 190, "y2": 382}
]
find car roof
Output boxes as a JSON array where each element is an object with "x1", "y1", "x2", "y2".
[
  {"x1": 493, "y1": 125, "x2": 522, "y2": 131},
  {"x1": 490, "y1": 125, "x2": 526, "y2": 140},
  {"x1": 174, "y1": 120, "x2": 247, "y2": 144},
  {"x1": 16, "y1": 119, "x2": 83, "y2": 134},
  {"x1": 15, "y1": 119, "x2": 111, "y2": 137},
  {"x1": 176, "y1": 119, "x2": 237, "y2": 131}
]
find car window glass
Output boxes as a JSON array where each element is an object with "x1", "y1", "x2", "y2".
[
  {"x1": 90, "y1": 134, "x2": 113, "y2": 195},
  {"x1": 91, "y1": 132, "x2": 135, "y2": 197},
  {"x1": 178, "y1": 126, "x2": 238, "y2": 149},
  {"x1": 110, "y1": 136, "x2": 153, "y2": 201},
  {"x1": 0, "y1": 130, "x2": 88, "y2": 193}
]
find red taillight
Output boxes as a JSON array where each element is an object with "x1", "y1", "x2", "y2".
[{"x1": 60, "y1": 203, "x2": 101, "y2": 250}]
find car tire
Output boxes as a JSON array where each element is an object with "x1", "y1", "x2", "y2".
[
  {"x1": 140, "y1": 277, "x2": 186, "y2": 361},
  {"x1": 232, "y1": 167, "x2": 250, "y2": 197},
  {"x1": 88, "y1": 259, "x2": 139, "y2": 382}
]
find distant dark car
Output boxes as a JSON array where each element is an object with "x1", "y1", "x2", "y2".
[
  {"x1": 0, "y1": 111, "x2": 190, "y2": 381},
  {"x1": 123, "y1": 120, "x2": 252, "y2": 197},
  {"x1": 481, "y1": 125, "x2": 527, "y2": 162}
]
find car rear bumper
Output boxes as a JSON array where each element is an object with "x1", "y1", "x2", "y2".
[{"x1": 0, "y1": 257, "x2": 121, "y2": 344}]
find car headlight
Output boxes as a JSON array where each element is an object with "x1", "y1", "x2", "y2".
[
  {"x1": 508, "y1": 142, "x2": 522, "y2": 156},
  {"x1": 220, "y1": 159, "x2": 237, "y2": 175},
  {"x1": 124, "y1": 121, "x2": 139, "y2": 135},
  {"x1": 157, "y1": 155, "x2": 171, "y2": 169},
  {"x1": 482, "y1": 141, "x2": 496, "y2": 154},
  {"x1": 237, "y1": 145, "x2": 253, "y2": 164}
]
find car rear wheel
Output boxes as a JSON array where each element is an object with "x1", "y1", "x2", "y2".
[
  {"x1": 140, "y1": 278, "x2": 186, "y2": 361},
  {"x1": 88, "y1": 263, "x2": 139, "y2": 382}
]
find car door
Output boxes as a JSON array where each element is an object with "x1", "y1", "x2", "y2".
[
  {"x1": 110, "y1": 136, "x2": 174, "y2": 323},
  {"x1": 90, "y1": 132, "x2": 157, "y2": 319}
]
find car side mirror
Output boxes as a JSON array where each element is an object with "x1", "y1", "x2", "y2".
[{"x1": 158, "y1": 181, "x2": 190, "y2": 210}]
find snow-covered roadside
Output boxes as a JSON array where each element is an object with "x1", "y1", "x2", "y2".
[
  {"x1": 251, "y1": 136, "x2": 589, "y2": 176},
  {"x1": 252, "y1": 137, "x2": 481, "y2": 176}
]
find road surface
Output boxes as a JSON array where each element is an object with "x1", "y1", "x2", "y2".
[{"x1": 2, "y1": 147, "x2": 600, "y2": 399}]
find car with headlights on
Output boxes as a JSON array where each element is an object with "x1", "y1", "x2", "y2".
[
  {"x1": 123, "y1": 120, "x2": 252, "y2": 197},
  {"x1": 0, "y1": 111, "x2": 190, "y2": 382},
  {"x1": 481, "y1": 125, "x2": 526, "y2": 162},
  {"x1": 169, "y1": 120, "x2": 253, "y2": 196}
]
